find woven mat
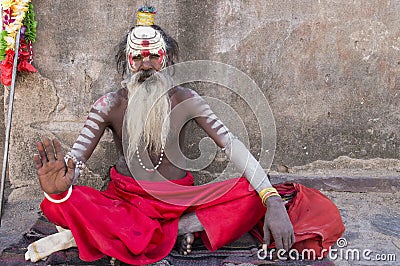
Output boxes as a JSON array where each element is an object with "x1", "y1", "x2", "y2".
[{"x1": 0, "y1": 215, "x2": 333, "y2": 266}]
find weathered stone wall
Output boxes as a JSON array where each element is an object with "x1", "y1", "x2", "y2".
[
  {"x1": 0, "y1": 86, "x2": 4, "y2": 177},
  {"x1": 2, "y1": 0, "x2": 399, "y2": 192}
]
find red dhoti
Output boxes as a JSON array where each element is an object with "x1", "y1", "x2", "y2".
[{"x1": 41, "y1": 167, "x2": 344, "y2": 264}]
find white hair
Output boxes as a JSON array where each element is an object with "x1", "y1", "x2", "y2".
[{"x1": 123, "y1": 71, "x2": 172, "y2": 163}]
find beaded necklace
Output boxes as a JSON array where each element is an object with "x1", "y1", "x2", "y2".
[{"x1": 135, "y1": 147, "x2": 164, "y2": 172}]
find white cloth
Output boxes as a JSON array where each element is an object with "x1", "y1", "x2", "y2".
[{"x1": 25, "y1": 226, "x2": 76, "y2": 262}]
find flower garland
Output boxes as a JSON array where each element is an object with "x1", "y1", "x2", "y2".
[{"x1": 0, "y1": 0, "x2": 37, "y2": 86}]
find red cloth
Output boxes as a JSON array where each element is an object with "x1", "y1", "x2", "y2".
[
  {"x1": 41, "y1": 167, "x2": 344, "y2": 264},
  {"x1": 253, "y1": 183, "x2": 345, "y2": 259}
]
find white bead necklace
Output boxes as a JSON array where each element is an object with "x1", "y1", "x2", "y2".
[{"x1": 136, "y1": 147, "x2": 164, "y2": 172}]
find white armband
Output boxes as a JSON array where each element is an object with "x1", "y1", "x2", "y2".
[{"x1": 223, "y1": 136, "x2": 272, "y2": 193}]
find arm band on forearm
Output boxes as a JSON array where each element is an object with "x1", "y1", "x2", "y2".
[{"x1": 223, "y1": 136, "x2": 272, "y2": 193}]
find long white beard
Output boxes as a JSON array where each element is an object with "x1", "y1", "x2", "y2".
[{"x1": 123, "y1": 70, "x2": 172, "y2": 165}]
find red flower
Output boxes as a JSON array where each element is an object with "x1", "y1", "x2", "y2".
[
  {"x1": 0, "y1": 50, "x2": 15, "y2": 86},
  {"x1": 0, "y1": 39, "x2": 37, "y2": 86},
  {"x1": 18, "y1": 60, "x2": 37, "y2": 72},
  {"x1": 17, "y1": 39, "x2": 37, "y2": 73},
  {"x1": 3, "y1": 9, "x2": 15, "y2": 26}
]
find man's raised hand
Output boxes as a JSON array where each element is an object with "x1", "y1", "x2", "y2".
[{"x1": 33, "y1": 137, "x2": 74, "y2": 194}]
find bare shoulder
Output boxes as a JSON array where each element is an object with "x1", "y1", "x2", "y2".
[
  {"x1": 170, "y1": 86, "x2": 202, "y2": 103},
  {"x1": 92, "y1": 89, "x2": 127, "y2": 115},
  {"x1": 169, "y1": 86, "x2": 210, "y2": 119}
]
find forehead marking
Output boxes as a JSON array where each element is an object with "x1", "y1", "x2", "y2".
[
  {"x1": 142, "y1": 40, "x2": 150, "y2": 47},
  {"x1": 141, "y1": 50, "x2": 150, "y2": 57}
]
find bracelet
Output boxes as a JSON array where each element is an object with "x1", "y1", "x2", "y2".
[
  {"x1": 64, "y1": 152, "x2": 86, "y2": 171},
  {"x1": 44, "y1": 186, "x2": 72, "y2": 204},
  {"x1": 259, "y1": 187, "x2": 281, "y2": 207},
  {"x1": 259, "y1": 187, "x2": 278, "y2": 199},
  {"x1": 64, "y1": 152, "x2": 86, "y2": 183},
  {"x1": 261, "y1": 192, "x2": 281, "y2": 206}
]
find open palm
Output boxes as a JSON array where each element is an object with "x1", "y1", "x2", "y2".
[{"x1": 33, "y1": 137, "x2": 75, "y2": 194}]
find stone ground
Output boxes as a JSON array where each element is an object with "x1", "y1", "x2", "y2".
[{"x1": 0, "y1": 163, "x2": 399, "y2": 266}]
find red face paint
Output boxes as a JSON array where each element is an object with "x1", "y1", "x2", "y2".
[
  {"x1": 141, "y1": 50, "x2": 150, "y2": 58},
  {"x1": 128, "y1": 53, "x2": 134, "y2": 68},
  {"x1": 141, "y1": 40, "x2": 150, "y2": 47},
  {"x1": 158, "y1": 49, "x2": 166, "y2": 64}
]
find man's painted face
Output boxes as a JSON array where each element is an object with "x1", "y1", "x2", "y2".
[{"x1": 127, "y1": 26, "x2": 167, "y2": 72}]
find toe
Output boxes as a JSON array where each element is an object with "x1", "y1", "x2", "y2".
[
  {"x1": 177, "y1": 233, "x2": 195, "y2": 255},
  {"x1": 181, "y1": 237, "x2": 188, "y2": 249},
  {"x1": 184, "y1": 233, "x2": 194, "y2": 254},
  {"x1": 186, "y1": 233, "x2": 195, "y2": 245}
]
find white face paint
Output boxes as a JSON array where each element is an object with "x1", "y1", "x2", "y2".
[{"x1": 126, "y1": 26, "x2": 168, "y2": 71}]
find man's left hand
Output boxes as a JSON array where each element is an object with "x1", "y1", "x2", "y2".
[{"x1": 263, "y1": 196, "x2": 295, "y2": 252}]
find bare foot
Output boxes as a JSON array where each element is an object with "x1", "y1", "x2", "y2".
[
  {"x1": 176, "y1": 233, "x2": 195, "y2": 255},
  {"x1": 176, "y1": 213, "x2": 202, "y2": 255}
]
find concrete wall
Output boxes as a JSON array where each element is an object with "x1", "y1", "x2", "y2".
[{"x1": 2, "y1": 0, "x2": 399, "y2": 191}]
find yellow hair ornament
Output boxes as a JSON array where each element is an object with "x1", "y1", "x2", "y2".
[{"x1": 136, "y1": 5, "x2": 157, "y2": 26}]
